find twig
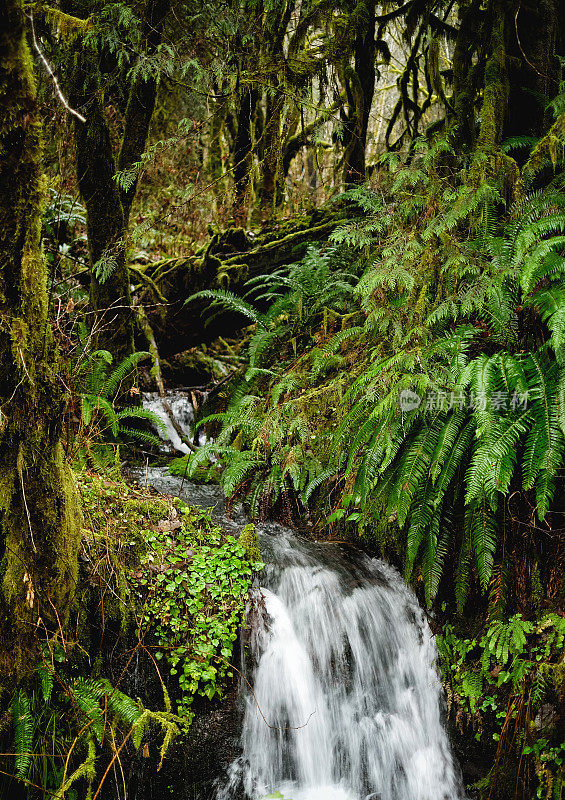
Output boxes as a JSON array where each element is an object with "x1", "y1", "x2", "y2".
[
  {"x1": 27, "y1": 12, "x2": 87, "y2": 123},
  {"x1": 18, "y1": 455, "x2": 37, "y2": 553}
]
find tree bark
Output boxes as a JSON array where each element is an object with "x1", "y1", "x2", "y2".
[
  {"x1": 118, "y1": 0, "x2": 171, "y2": 224},
  {"x1": 343, "y1": 0, "x2": 376, "y2": 184},
  {"x1": 450, "y1": 0, "x2": 482, "y2": 149},
  {"x1": 232, "y1": 83, "x2": 259, "y2": 226},
  {"x1": 71, "y1": 68, "x2": 135, "y2": 364},
  {"x1": 0, "y1": 0, "x2": 81, "y2": 685},
  {"x1": 258, "y1": 90, "x2": 284, "y2": 220},
  {"x1": 505, "y1": 0, "x2": 561, "y2": 144},
  {"x1": 68, "y1": 0, "x2": 170, "y2": 364}
]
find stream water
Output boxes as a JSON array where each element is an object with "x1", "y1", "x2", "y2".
[
  {"x1": 142, "y1": 391, "x2": 208, "y2": 453},
  {"x1": 136, "y1": 466, "x2": 465, "y2": 800}
]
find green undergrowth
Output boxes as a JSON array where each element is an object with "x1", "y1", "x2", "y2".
[
  {"x1": 178, "y1": 136, "x2": 565, "y2": 613},
  {"x1": 134, "y1": 508, "x2": 263, "y2": 719},
  {"x1": 437, "y1": 613, "x2": 564, "y2": 800},
  {"x1": 0, "y1": 469, "x2": 260, "y2": 798},
  {"x1": 77, "y1": 470, "x2": 262, "y2": 716}
]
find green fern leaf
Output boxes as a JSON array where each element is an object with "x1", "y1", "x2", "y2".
[
  {"x1": 469, "y1": 503, "x2": 497, "y2": 591},
  {"x1": 12, "y1": 690, "x2": 34, "y2": 780}
]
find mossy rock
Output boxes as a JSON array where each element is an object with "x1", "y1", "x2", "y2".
[{"x1": 238, "y1": 523, "x2": 260, "y2": 563}]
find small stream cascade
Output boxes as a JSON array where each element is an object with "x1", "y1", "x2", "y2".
[
  {"x1": 222, "y1": 532, "x2": 465, "y2": 800},
  {"x1": 137, "y1": 466, "x2": 465, "y2": 800},
  {"x1": 142, "y1": 391, "x2": 207, "y2": 453}
]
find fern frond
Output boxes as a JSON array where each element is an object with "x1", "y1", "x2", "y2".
[
  {"x1": 469, "y1": 502, "x2": 497, "y2": 591},
  {"x1": 102, "y1": 350, "x2": 149, "y2": 398},
  {"x1": 390, "y1": 419, "x2": 443, "y2": 527},
  {"x1": 528, "y1": 286, "x2": 565, "y2": 362},
  {"x1": 12, "y1": 690, "x2": 34, "y2": 780},
  {"x1": 68, "y1": 679, "x2": 106, "y2": 744},
  {"x1": 82, "y1": 395, "x2": 119, "y2": 434},
  {"x1": 302, "y1": 469, "x2": 335, "y2": 503},
  {"x1": 455, "y1": 513, "x2": 473, "y2": 612},
  {"x1": 186, "y1": 290, "x2": 266, "y2": 329},
  {"x1": 115, "y1": 406, "x2": 167, "y2": 434}
]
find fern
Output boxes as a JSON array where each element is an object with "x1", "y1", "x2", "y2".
[
  {"x1": 482, "y1": 614, "x2": 535, "y2": 666},
  {"x1": 12, "y1": 690, "x2": 34, "y2": 780},
  {"x1": 38, "y1": 663, "x2": 54, "y2": 704},
  {"x1": 102, "y1": 350, "x2": 149, "y2": 398},
  {"x1": 500, "y1": 136, "x2": 538, "y2": 154},
  {"x1": 455, "y1": 517, "x2": 473, "y2": 613},
  {"x1": 67, "y1": 679, "x2": 106, "y2": 744},
  {"x1": 77, "y1": 349, "x2": 165, "y2": 452},
  {"x1": 186, "y1": 289, "x2": 266, "y2": 328},
  {"x1": 99, "y1": 680, "x2": 142, "y2": 727},
  {"x1": 302, "y1": 468, "x2": 335, "y2": 504},
  {"x1": 93, "y1": 250, "x2": 119, "y2": 284}
]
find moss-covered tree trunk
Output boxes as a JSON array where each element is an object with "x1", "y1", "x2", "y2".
[
  {"x1": 342, "y1": 0, "x2": 376, "y2": 185},
  {"x1": 450, "y1": 0, "x2": 482, "y2": 149},
  {"x1": 118, "y1": 0, "x2": 171, "y2": 224},
  {"x1": 71, "y1": 56, "x2": 135, "y2": 364},
  {"x1": 69, "y1": 0, "x2": 170, "y2": 365},
  {"x1": 505, "y1": 0, "x2": 561, "y2": 145},
  {"x1": 258, "y1": 90, "x2": 284, "y2": 220},
  {"x1": 0, "y1": 0, "x2": 81, "y2": 686},
  {"x1": 232, "y1": 83, "x2": 259, "y2": 225}
]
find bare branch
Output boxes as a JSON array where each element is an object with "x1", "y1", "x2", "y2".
[{"x1": 27, "y1": 11, "x2": 87, "y2": 123}]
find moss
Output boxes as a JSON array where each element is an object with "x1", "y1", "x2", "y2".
[
  {"x1": 0, "y1": 0, "x2": 82, "y2": 688},
  {"x1": 464, "y1": 2, "x2": 524, "y2": 205},
  {"x1": 69, "y1": 50, "x2": 134, "y2": 364},
  {"x1": 468, "y1": 147, "x2": 522, "y2": 205},
  {"x1": 476, "y1": 18, "x2": 508, "y2": 150},
  {"x1": 238, "y1": 523, "x2": 260, "y2": 563},
  {"x1": 43, "y1": 6, "x2": 92, "y2": 38},
  {"x1": 523, "y1": 112, "x2": 565, "y2": 185}
]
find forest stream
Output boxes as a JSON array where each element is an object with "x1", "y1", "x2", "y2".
[
  {"x1": 135, "y1": 396, "x2": 466, "y2": 800},
  {"x1": 2, "y1": 5, "x2": 564, "y2": 797}
]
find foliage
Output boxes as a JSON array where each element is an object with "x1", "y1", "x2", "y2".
[
  {"x1": 186, "y1": 140, "x2": 565, "y2": 616},
  {"x1": 0, "y1": 470, "x2": 262, "y2": 796},
  {"x1": 0, "y1": 471, "x2": 186, "y2": 798},
  {"x1": 330, "y1": 180, "x2": 565, "y2": 609},
  {"x1": 43, "y1": 188, "x2": 87, "y2": 273},
  {"x1": 177, "y1": 243, "x2": 361, "y2": 518},
  {"x1": 71, "y1": 347, "x2": 165, "y2": 467},
  {"x1": 437, "y1": 613, "x2": 565, "y2": 799},
  {"x1": 133, "y1": 502, "x2": 263, "y2": 718},
  {"x1": 7, "y1": 654, "x2": 181, "y2": 799}
]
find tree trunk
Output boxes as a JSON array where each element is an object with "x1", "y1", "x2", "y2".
[
  {"x1": 232, "y1": 84, "x2": 259, "y2": 226},
  {"x1": 118, "y1": 0, "x2": 171, "y2": 224},
  {"x1": 450, "y1": 0, "x2": 482, "y2": 149},
  {"x1": 74, "y1": 87, "x2": 135, "y2": 363},
  {"x1": 0, "y1": 0, "x2": 81, "y2": 686},
  {"x1": 343, "y1": 0, "x2": 376, "y2": 185},
  {"x1": 69, "y1": 0, "x2": 170, "y2": 365},
  {"x1": 70, "y1": 54, "x2": 135, "y2": 364},
  {"x1": 505, "y1": 0, "x2": 561, "y2": 145},
  {"x1": 258, "y1": 91, "x2": 284, "y2": 220}
]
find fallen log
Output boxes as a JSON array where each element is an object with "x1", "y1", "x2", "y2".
[{"x1": 141, "y1": 204, "x2": 356, "y2": 355}]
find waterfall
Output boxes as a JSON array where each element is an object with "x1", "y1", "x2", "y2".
[
  {"x1": 220, "y1": 530, "x2": 464, "y2": 800},
  {"x1": 141, "y1": 391, "x2": 207, "y2": 454},
  {"x1": 134, "y1": 468, "x2": 465, "y2": 800}
]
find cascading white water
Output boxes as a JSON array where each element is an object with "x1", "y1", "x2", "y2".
[
  {"x1": 142, "y1": 391, "x2": 207, "y2": 453},
  {"x1": 221, "y1": 531, "x2": 464, "y2": 800}
]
